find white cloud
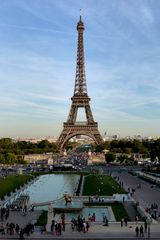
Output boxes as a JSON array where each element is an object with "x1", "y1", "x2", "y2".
[
  {"x1": 0, "y1": 0, "x2": 160, "y2": 137},
  {"x1": 141, "y1": 5, "x2": 154, "y2": 25},
  {"x1": 0, "y1": 23, "x2": 72, "y2": 35}
]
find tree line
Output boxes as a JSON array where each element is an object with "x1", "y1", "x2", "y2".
[
  {"x1": 0, "y1": 138, "x2": 57, "y2": 165},
  {"x1": 96, "y1": 138, "x2": 160, "y2": 164},
  {"x1": 0, "y1": 137, "x2": 160, "y2": 165}
]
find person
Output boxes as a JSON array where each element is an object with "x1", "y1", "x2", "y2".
[
  {"x1": 91, "y1": 213, "x2": 95, "y2": 222},
  {"x1": 121, "y1": 218, "x2": 124, "y2": 227},
  {"x1": 140, "y1": 225, "x2": 144, "y2": 237},
  {"x1": 51, "y1": 220, "x2": 55, "y2": 234},
  {"x1": 9, "y1": 222, "x2": 15, "y2": 235},
  {"x1": 19, "y1": 229, "x2": 25, "y2": 239},
  {"x1": 6, "y1": 222, "x2": 9, "y2": 234},
  {"x1": 104, "y1": 217, "x2": 109, "y2": 226},
  {"x1": 58, "y1": 223, "x2": 62, "y2": 235},
  {"x1": 40, "y1": 225, "x2": 46, "y2": 234},
  {"x1": 62, "y1": 218, "x2": 65, "y2": 231},
  {"x1": 86, "y1": 221, "x2": 90, "y2": 232},
  {"x1": 5, "y1": 208, "x2": 10, "y2": 220},
  {"x1": 71, "y1": 219, "x2": 74, "y2": 231},
  {"x1": 135, "y1": 226, "x2": 139, "y2": 237},
  {"x1": 30, "y1": 205, "x2": 34, "y2": 212},
  {"x1": 55, "y1": 222, "x2": 58, "y2": 235},
  {"x1": 144, "y1": 221, "x2": 147, "y2": 233},
  {"x1": 135, "y1": 215, "x2": 139, "y2": 223},
  {"x1": 83, "y1": 221, "x2": 86, "y2": 233},
  {"x1": 15, "y1": 224, "x2": 20, "y2": 235},
  {"x1": 0, "y1": 223, "x2": 5, "y2": 235},
  {"x1": 25, "y1": 224, "x2": 31, "y2": 236},
  {"x1": 124, "y1": 217, "x2": 128, "y2": 226},
  {"x1": 24, "y1": 205, "x2": 27, "y2": 213}
]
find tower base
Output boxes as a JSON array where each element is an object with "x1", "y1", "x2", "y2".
[{"x1": 57, "y1": 122, "x2": 103, "y2": 151}]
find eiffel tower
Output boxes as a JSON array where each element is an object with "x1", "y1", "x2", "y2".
[{"x1": 57, "y1": 16, "x2": 103, "y2": 150}]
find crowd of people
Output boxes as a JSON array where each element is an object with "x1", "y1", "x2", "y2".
[
  {"x1": 146, "y1": 203, "x2": 159, "y2": 219},
  {"x1": 49, "y1": 213, "x2": 91, "y2": 235},
  {"x1": 0, "y1": 207, "x2": 10, "y2": 222},
  {"x1": 135, "y1": 225, "x2": 145, "y2": 238},
  {"x1": 0, "y1": 220, "x2": 34, "y2": 239},
  {"x1": 70, "y1": 216, "x2": 90, "y2": 233}
]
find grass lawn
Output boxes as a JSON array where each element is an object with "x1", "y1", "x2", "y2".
[
  {"x1": 82, "y1": 174, "x2": 126, "y2": 196},
  {"x1": 35, "y1": 211, "x2": 48, "y2": 226},
  {"x1": 84, "y1": 202, "x2": 129, "y2": 221},
  {"x1": 0, "y1": 175, "x2": 33, "y2": 199}
]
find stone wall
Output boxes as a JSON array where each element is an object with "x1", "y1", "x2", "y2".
[{"x1": 24, "y1": 153, "x2": 53, "y2": 163}]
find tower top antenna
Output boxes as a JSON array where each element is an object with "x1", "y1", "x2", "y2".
[{"x1": 80, "y1": 9, "x2": 82, "y2": 21}]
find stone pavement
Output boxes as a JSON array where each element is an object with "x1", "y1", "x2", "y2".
[
  {"x1": 1, "y1": 210, "x2": 42, "y2": 228},
  {"x1": 123, "y1": 201, "x2": 141, "y2": 221},
  {"x1": 112, "y1": 171, "x2": 160, "y2": 222},
  {"x1": 0, "y1": 220, "x2": 160, "y2": 239}
]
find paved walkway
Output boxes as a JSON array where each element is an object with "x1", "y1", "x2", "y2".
[
  {"x1": 112, "y1": 171, "x2": 160, "y2": 221},
  {"x1": 123, "y1": 201, "x2": 141, "y2": 221},
  {"x1": 0, "y1": 210, "x2": 42, "y2": 228},
  {"x1": 0, "y1": 210, "x2": 159, "y2": 239},
  {"x1": 0, "y1": 221, "x2": 160, "y2": 239}
]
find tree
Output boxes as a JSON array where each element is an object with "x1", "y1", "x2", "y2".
[
  {"x1": 117, "y1": 155, "x2": 126, "y2": 163},
  {"x1": 110, "y1": 140, "x2": 119, "y2": 150},
  {"x1": 0, "y1": 138, "x2": 13, "y2": 153},
  {"x1": 4, "y1": 153, "x2": 17, "y2": 165},
  {"x1": 103, "y1": 141, "x2": 111, "y2": 150},
  {"x1": 149, "y1": 139, "x2": 160, "y2": 162},
  {"x1": 38, "y1": 140, "x2": 50, "y2": 149},
  {"x1": 94, "y1": 144, "x2": 104, "y2": 153},
  {"x1": 105, "y1": 152, "x2": 116, "y2": 163},
  {"x1": 132, "y1": 140, "x2": 142, "y2": 153},
  {"x1": 124, "y1": 147, "x2": 132, "y2": 154}
]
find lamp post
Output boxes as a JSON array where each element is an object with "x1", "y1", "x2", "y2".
[{"x1": 146, "y1": 216, "x2": 152, "y2": 240}]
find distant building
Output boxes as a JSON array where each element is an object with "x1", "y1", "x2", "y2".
[{"x1": 24, "y1": 153, "x2": 53, "y2": 163}]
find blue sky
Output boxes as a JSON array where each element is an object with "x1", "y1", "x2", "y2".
[{"x1": 0, "y1": 0, "x2": 160, "y2": 138}]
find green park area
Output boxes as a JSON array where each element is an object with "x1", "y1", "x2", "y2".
[
  {"x1": 35, "y1": 211, "x2": 48, "y2": 226},
  {"x1": 0, "y1": 175, "x2": 33, "y2": 199},
  {"x1": 82, "y1": 174, "x2": 128, "y2": 221},
  {"x1": 82, "y1": 174, "x2": 126, "y2": 196}
]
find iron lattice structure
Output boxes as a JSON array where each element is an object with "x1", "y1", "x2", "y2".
[{"x1": 57, "y1": 16, "x2": 103, "y2": 150}]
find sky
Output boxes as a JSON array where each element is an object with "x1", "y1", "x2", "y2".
[{"x1": 0, "y1": 0, "x2": 160, "y2": 139}]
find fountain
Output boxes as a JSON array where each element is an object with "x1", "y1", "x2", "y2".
[
  {"x1": 64, "y1": 193, "x2": 72, "y2": 204},
  {"x1": 53, "y1": 194, "x2": 83, "y2": 211}
]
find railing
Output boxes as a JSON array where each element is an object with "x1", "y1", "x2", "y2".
[{"x1": 75, "y1": 122, "x2": 87, "y2": 125}]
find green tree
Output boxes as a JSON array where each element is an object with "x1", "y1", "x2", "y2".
[
  {"x1": 151, "y1": 139, "x2": 160, "y2": 162},
  {"x1": 104, "y1": 141, "x2": 111, "y2": 150},
  {"x1": 132, "y1": 140, "x2": 142, "y2": 153},
  {"x1": 94, "y1": 144, "x2": 104, "y2": 153},
  {"x1": 105, "y1": 152, "x2": 116, "y2": 163},
  {"x1": 4, "y1": 153, "x2": 17, "y2": 165},
  {"x1": 0, "y1": 138, "x2": 13, "y2": 153},
  {"x1": 124, "y1": 147, "x2": 132, "y2": 154},
  {"x1": 117, "y1": 155, "x2": 126, "y2": 163},
  {"x1": 38, "y1": 140, "x2": 50, "y2": 149}
]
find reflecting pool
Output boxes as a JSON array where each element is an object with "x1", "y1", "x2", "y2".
[
  {"x1": 19, "y1": 174, "x2": 80, "y2": 204},
  {"x1": 56, "y1": 207, "x2": 111, "y2": 222},
  {"x1": 6, "y1": 174, "x2": 115, "y2": 222}
]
